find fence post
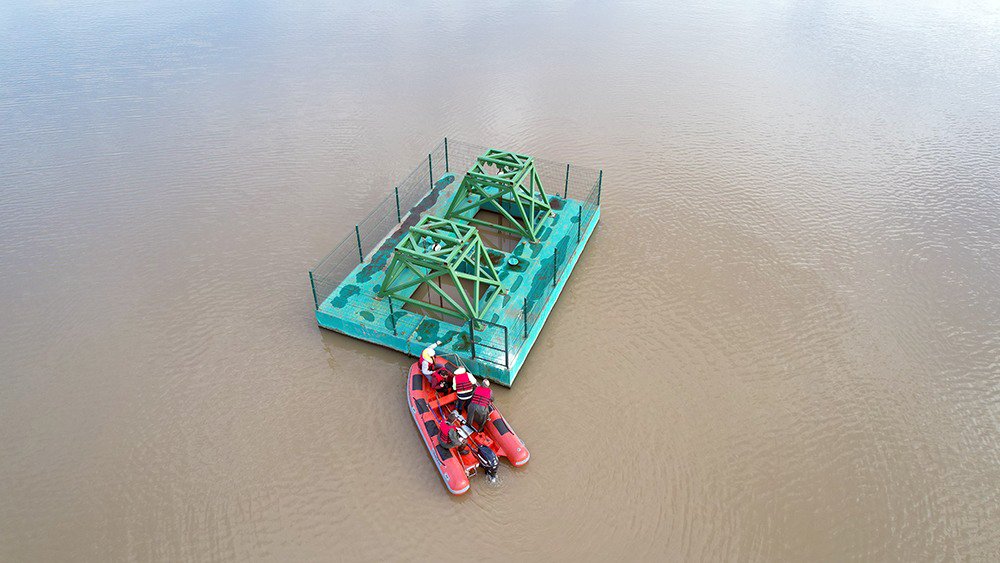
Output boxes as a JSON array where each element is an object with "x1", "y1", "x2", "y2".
[
  {"x1": 552, "y1": 248, "x2": 558, "y2": 287},
  {"x1": 394, "y1": 186, "x2": 401, "y2": 223},
  {"x1": 522, "y1": 297, "x2": 528, "y2": 338},
  {"x1": 444, "y1": 138, "x2": 449, "y2": 172},
  {"x1": 388, "y1": 297, "x2": 397, "y2": 336},
  {"x1": 597, "y1": 170, "x2": 603, "y2": 206},
  {"x1": 428, "y1": 153, "x2": 433, "y2": 191},
  {"x1": 503, "y1": 324, "x2": 509, "y2": 370},
  {"x1": 577, "y1": 206, "x2": 582, "y2": 243},
  {"x1": 308, "y1": 271, "x2": 319, "y2": 310},
  {"x1": 564, "y1": 163, "x2": 570, "y2": 199},
  {"x1": 355, "y1": 225, "x2": 363, "y2": 263},
  {"x1": 469, "y1": 321, "x2": 476, "y2": 360}
]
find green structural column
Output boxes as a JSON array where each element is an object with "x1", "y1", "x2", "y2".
[
  {"x1": 394, "y1": 186, "x2": 401, "y2": 223},
  {"x1": 387, "y1": 297, "x2": 397, "y2": 335},
  {"x1": 597, "y1": 170, "x2": 603, "y2": 206},
  {"x1": 564, "y1": 163, "x2": 570, "y2": 199},
  {"x1": 355, "y1": 225, "x2": 363, "y2": 263},
  {"x1": 308, "y1": 271, "x2": 319, "y2": 310}
]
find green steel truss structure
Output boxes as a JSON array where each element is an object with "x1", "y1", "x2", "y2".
[
  {"x1": 378, "y1": 216, "x2": 504, "y2": 322},
  {"x1": 444, "y1": 149, "x2": 552, "y2": 242}
]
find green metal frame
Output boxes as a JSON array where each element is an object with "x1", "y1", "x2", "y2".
[
  {"x1": 378, "y1": 216, "x2": 504, "y2": 321},
  {"x1": 443, "y1": 149, "x2": 552, "y2": 242}
]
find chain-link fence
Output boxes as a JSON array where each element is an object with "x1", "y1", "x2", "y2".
[{"x1": 310, "y1": 139, "x2": 447, "y2": 307}]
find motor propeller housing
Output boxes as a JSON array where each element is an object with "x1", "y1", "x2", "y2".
[{"x1": 474, "y1": 444, "x2": 499, "y2": 480}]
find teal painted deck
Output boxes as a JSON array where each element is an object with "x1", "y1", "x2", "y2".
[{"x1": 315, "y1": 174, "x2": 600, "y2": 386}]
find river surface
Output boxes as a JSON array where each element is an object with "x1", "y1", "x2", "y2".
[{"x1": 2, "y1": 1, "x2": 999, "y2": 560}]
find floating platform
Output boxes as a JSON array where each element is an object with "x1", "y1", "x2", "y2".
[{"x1": 309, "y1": 139, "x2": 602, "y2": 386}]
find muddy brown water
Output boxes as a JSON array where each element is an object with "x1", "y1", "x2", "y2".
[{"x1": 2, "y1": 1, "x2": 999, "y2": 560}]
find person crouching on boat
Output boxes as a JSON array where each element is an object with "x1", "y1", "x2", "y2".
[
  {"x1": 438, "y1": 415, "x2": 463, "y2": 450},
  {"x1": 452, "y1": 367, "x2": 477, "y2": 413},
  {"x1": 420, "y1": 340, "x2": 449, "y2": 391},
  {"x1": 467, "y1": 380, "x2": 493, "y2": 431}
]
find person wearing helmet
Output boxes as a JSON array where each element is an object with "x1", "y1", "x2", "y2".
[
  {"x1": 420, "y1": 340, "x2": 448, "y2": 390},
  {"x1": 467, "y1": 379, "x2": 493, "y2": 431},
  {"x1": 452, "y1": 367, "x2": 477, "y2": 413}
]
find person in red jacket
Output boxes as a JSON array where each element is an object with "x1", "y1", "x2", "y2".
[
  {"x1": 438, "y1": 418, "x2": 462, "y2": 450},
  {"x1": 467, "y1": 380, "x2": 493, "y2": 431},
  {"x1": 451, "y1": 367, "x2": 477, "y2": 413}
]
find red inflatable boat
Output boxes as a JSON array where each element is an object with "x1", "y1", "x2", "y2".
[{"x1": 406, "y1": 356, "x2": 529, "y2": 495}]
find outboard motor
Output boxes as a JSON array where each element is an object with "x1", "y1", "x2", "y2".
[{"x1": 473, "y1": 444, "x2": 499, "y2": 481}]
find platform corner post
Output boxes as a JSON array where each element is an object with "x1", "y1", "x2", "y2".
[
  {"x1": 428, "y1": 153, "x2": 433, "y2": 191},
  {"x1": 308, "y1": 271, "x2": 319, "y2": 310},
  {"x1": 564, "y1": 163, "x2": 570, "y2": 199},
  {"x1": 577, "y1": 206, "x2": 582, "y2": 243},
  {"x1": 597, "y1": 170, "x2": 603, "y2": 206},
  {"x1": 355, "y1": 225, "x2": 363, "y2": 263},
  {"x1": 394, "y1": 186, "x2": 401, "y2": 223},
  {"x1": 444, "y1": 137, "x2": 449, "y2": 172}
]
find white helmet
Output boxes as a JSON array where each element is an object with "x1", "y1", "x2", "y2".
[
  {"x1": 454, "y1": 367, "x2": 466, "y2": 375},
  {"x1": 482, "y1": 380, "x2": 490, "y2": 387},
  {"x1": 421, "y1": 340, "x2": 442, "y2": 361}
]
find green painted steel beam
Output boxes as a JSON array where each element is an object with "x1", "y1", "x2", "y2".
[{"x1": 387, "y1": 293, "x2": 465, "y2": 321}]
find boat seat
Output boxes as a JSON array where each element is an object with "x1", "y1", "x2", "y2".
[
  {"x1": 428, "y1": 392, "x2": 457, "y2": 409},
  {"x1": 424, "y1": 420, "x2": 439, "y2": 436}
]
